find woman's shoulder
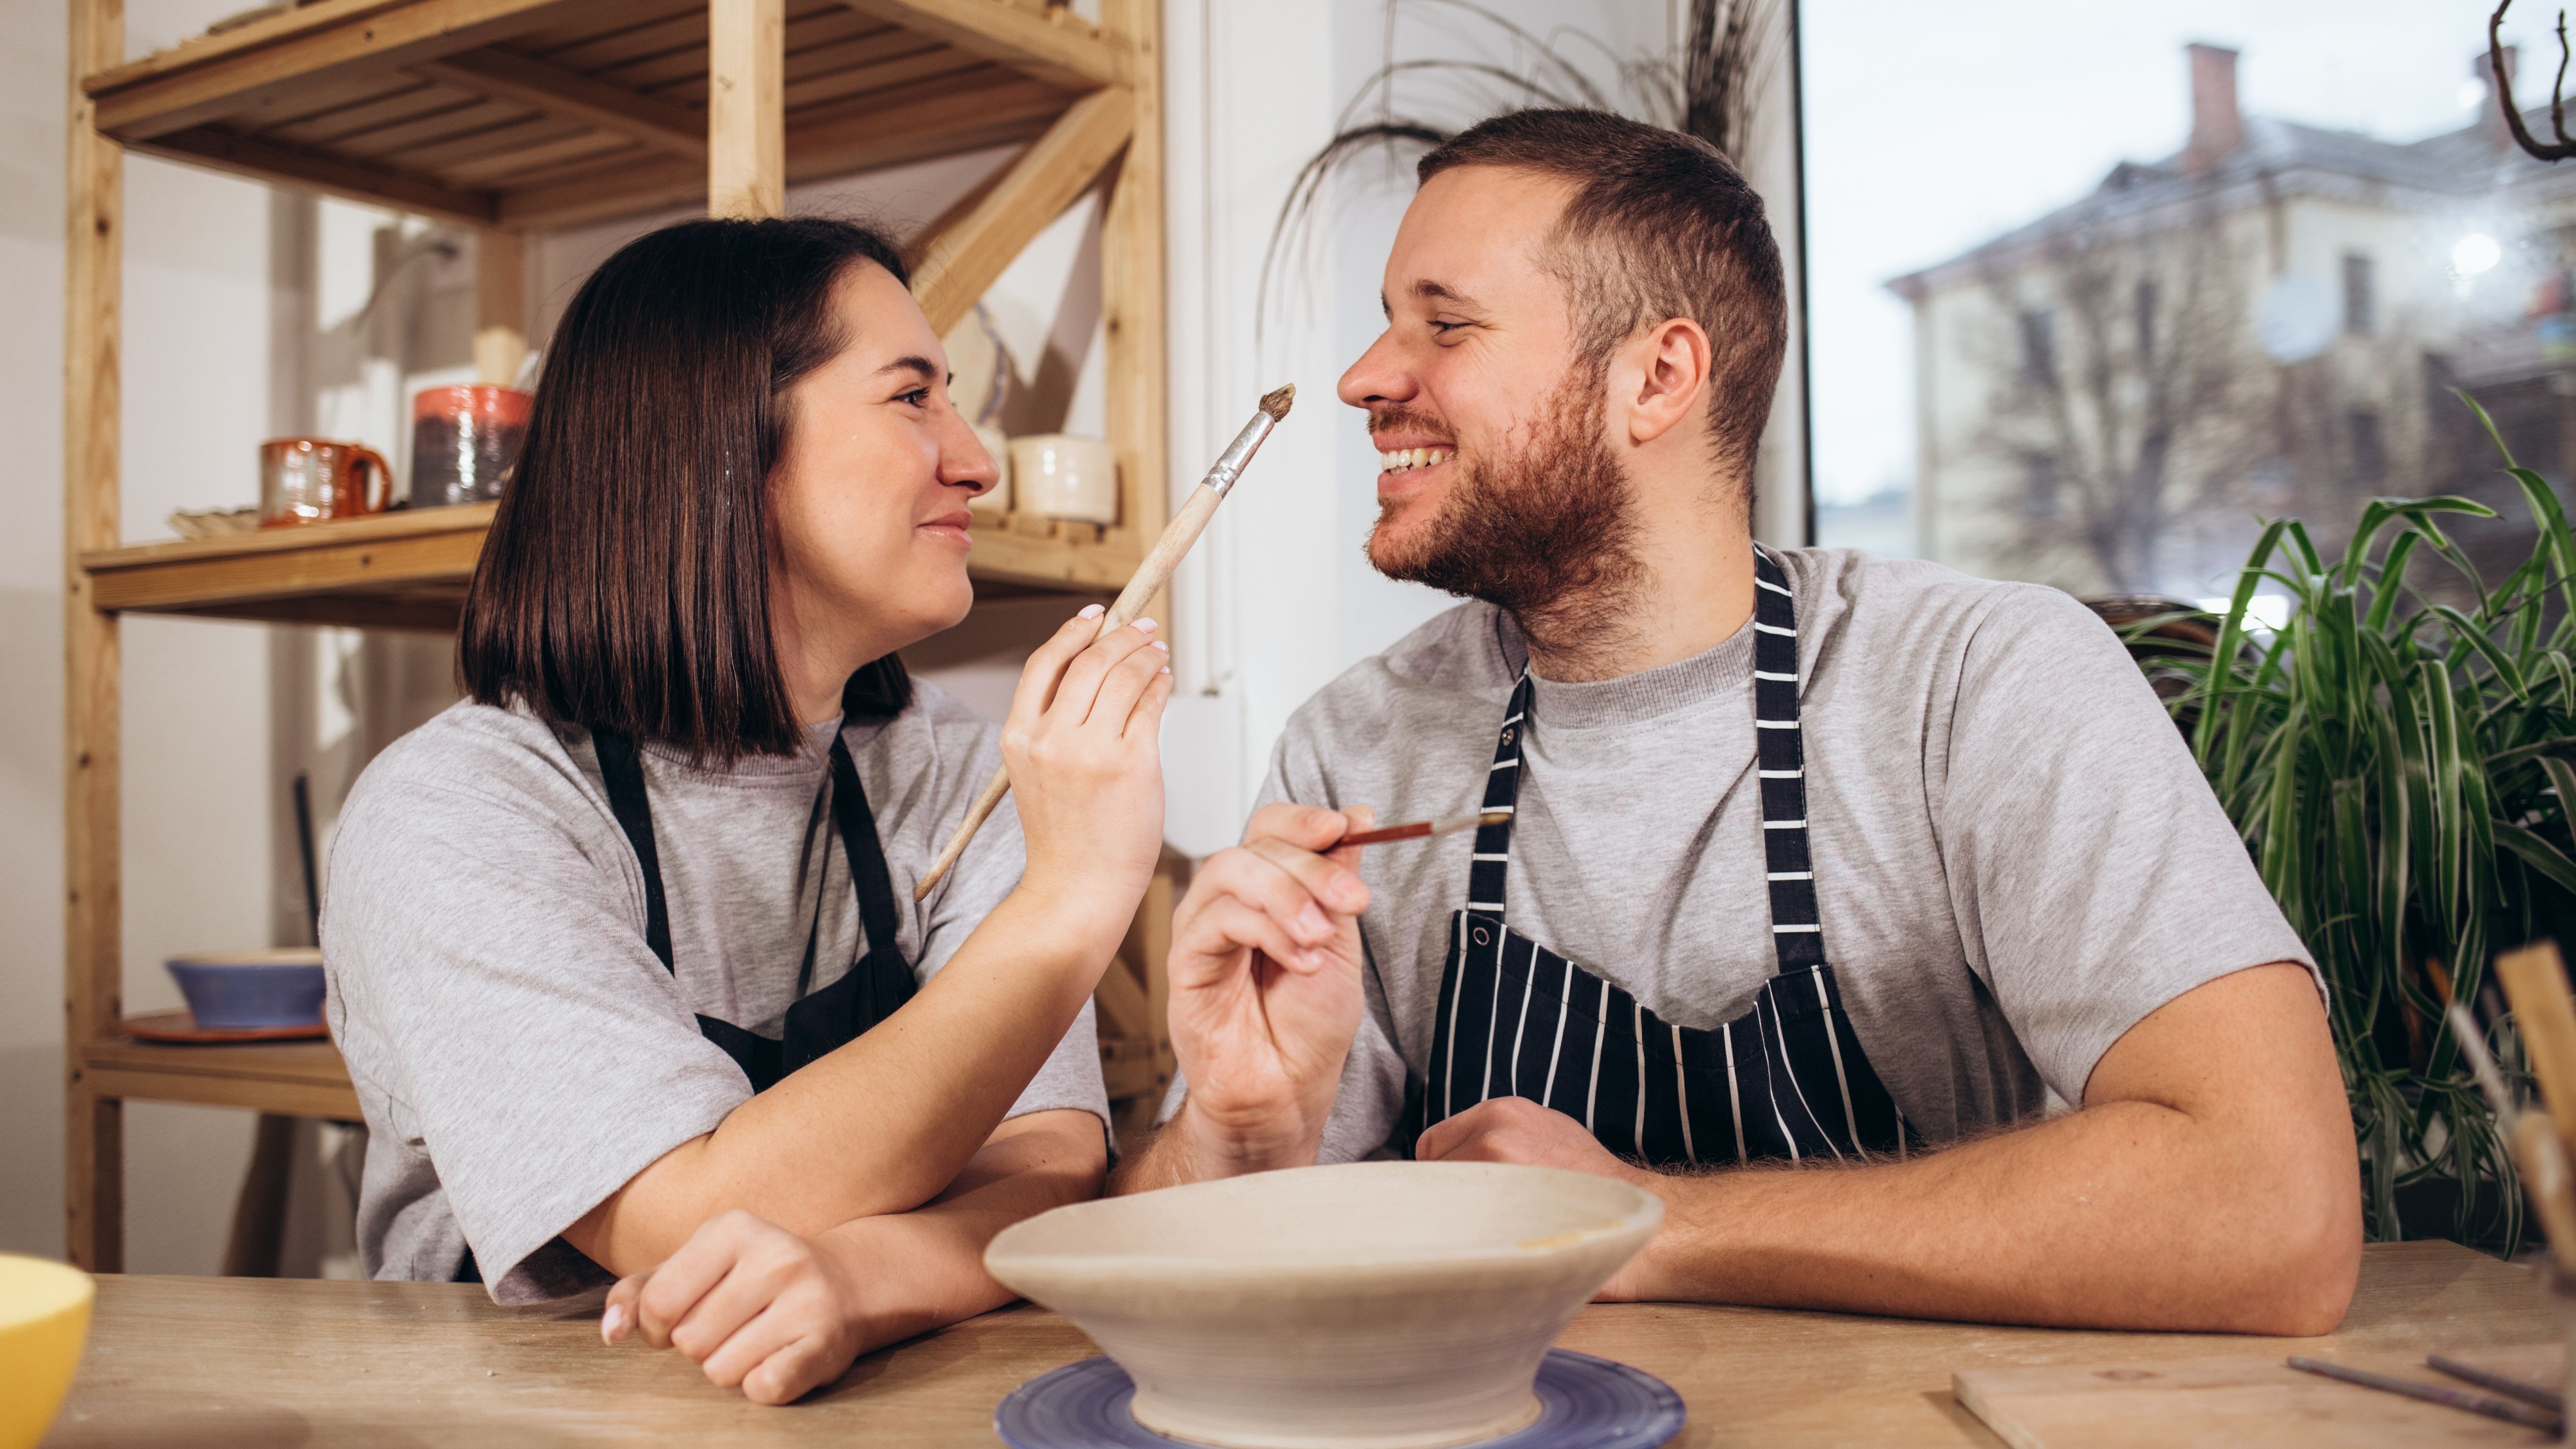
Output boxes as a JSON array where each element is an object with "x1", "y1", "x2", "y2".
[
  {"x1": 343, "y1": 699, "x2": 605, "y2": 838},
  {"x1": 847, "y1": 677, "x2": 1000, "y2": 765}
]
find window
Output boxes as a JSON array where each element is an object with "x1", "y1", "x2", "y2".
[
  {"x1": 2343, "y1": 252, "x2": 2375, "y2": 337},
  {"x1": 2021, "y1": 452, "x2": 2061, "y2": 519},
  {"x1": 1808, "y1": 6, "x2": 2558, "y2": 595},
  {"x1": 2018, "y1": 308, "x2": 2057, "y2": 385},
  {"x1": 2350, "y1": 409, "x2": 2387, "y2": 484}
]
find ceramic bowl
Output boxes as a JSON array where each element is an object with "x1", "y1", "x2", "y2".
[
  {"x1": 0, "y1": 1255, "x2": 93, "y2": 1449},
  {"x1": 165, "y1": 949, "x2": 326, "y2": 1030},
  {"x1": 985, "y1": 1161, "x2": 1662, "y2": 1449}
]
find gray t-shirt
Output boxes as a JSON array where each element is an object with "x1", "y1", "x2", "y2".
[
  {"x1": 323, "y1": 681, "x2": 1109, "y2": 1304},
  {"x1": 1234, "y1": 549, "x2": 2310, "y2": 1163}
]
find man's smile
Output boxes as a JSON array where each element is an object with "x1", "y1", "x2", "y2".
[{"x1": 1376, "y1": 445, "x2": 1457, "y2": 476}]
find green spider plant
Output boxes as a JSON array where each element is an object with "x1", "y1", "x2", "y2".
[{"x1": 2134, "y1": 396, "x2": 2576, "y2": 1248}]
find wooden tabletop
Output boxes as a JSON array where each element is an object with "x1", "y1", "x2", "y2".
[{"x1": 40, "y1": 1241, "x2": 2557, "y2": 1447}]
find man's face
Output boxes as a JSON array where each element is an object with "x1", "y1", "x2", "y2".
[{"x1": 1340, "y1": 167, "x2": 1637, "y2": 617}]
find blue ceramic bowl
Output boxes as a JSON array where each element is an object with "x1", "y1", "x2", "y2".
[{"x1": 165, "y1": 950, "x2": 326, "y2": 1030}]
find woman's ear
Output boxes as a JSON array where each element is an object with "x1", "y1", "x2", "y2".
[{"x1": 1623, "y1": 318, "x2": 1713, "y2": 447}]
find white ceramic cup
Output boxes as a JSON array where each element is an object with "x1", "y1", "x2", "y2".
[
  {"x1": 986, "y1": 1160, "x2": 1662, "y2": 1449},
  {"x1": 1008, "y1": 434, "x2": 1118, "y2": 525}
]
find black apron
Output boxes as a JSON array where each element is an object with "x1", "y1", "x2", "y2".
[
  {"x1": 591, "y1": 717, "x2": 918, "y2": 1094},
  {"x1": 1409, "y1": 549, "x2": 1911, "y2": 1165}
]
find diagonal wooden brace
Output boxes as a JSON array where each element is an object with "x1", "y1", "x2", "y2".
[{"x1": 908, "y1": 85, "x2": 1134, "y2": 335}]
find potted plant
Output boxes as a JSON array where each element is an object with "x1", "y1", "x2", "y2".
[{"x1": 2133, "y1": 397, "x2": 2576, "y2": 1248}]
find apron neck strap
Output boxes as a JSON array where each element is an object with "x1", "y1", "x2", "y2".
[
  {"x1": 1465, "y1": 547, "x2": 1827, "y2": 973},
  {"x1": 592, "y1": 726, "x2": 675, "y2": 972},
  {"x1": 592, "y1": 708, "x2": 903, "y2": 980}
]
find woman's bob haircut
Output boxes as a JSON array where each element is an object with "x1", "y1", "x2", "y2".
[{"x1": 460, "y1": 216, "x2": 914, "y2": 759}]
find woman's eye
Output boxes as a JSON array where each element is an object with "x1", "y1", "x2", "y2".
[{"x1": 897, "y1": 387, "x2": 933, "y2": 408}]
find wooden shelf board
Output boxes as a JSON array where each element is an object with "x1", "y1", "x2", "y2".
[
  {"x1": 84, "y1": 505, "x2": 494, "y2": 623},
  {"x1": 84, "y1": 0, "x2": 1122, "y2": 228},
  {"x1": 79, "y1": 503, "x2": 1139, "y2": 629},
  {"x1": 81, "y1": 1037, "x2": 361, "y2": 1120}
]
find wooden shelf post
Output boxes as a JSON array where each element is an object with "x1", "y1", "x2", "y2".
[
  {"x1": 65, "y1": 0, "x2": 127, "y2": 1273},
  {"x1": 1098, "y1": 0, "x2": 1166, "y2": 626},
  {"x1": 473, "y1": 229, "x2": 526, "y2": 386},
  {"x1": 707, "y1": 0, "x2": 784, "y2": 220}
]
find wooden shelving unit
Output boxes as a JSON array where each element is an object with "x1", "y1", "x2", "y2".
[{"x1": 64, "y1": 0, "x2": 1171, "y2": 1270}]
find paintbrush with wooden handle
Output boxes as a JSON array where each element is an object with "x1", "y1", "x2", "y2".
[
  {"x1": 1336, "y1": 809, "x2": 1513, "y2": 848},
  {"x1": 914, "y1": 384, "x2": 1296, "y2": 902}
]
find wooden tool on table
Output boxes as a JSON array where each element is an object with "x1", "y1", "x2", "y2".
[
  {"x1": 2285, "y1": 1355, "x2": 2565, "y2": 1433},
  {"x1": 914, "y1": 385, "x2": 1296, "y2": 902},
  {"x1": 2428, "y1": 1352, "x2": 2566, "y2": 1412},
  {"x1": 1336, "y1": 809, "x2": 1513, "y2": 848}
]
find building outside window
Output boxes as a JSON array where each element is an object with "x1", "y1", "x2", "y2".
[
  {"x1": 1806, "y1": 2, "x2": 2573, "y2": 603},
  {"x1": 2343, "y1": 251, "x2": 2377, "y2": 336}
]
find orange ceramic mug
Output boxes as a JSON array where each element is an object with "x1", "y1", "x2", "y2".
[{"x1": 260, "y1": 438, "x2": 392, "y2": 528}]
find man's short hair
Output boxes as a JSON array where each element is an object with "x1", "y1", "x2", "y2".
[{"x1": 1418, "y1": 109, "x2": 1788, "y2": 479}]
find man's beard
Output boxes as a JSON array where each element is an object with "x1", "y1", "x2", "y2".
[{"x1": 1365, "y1": 373, "x2": 1641, "y2": 629}]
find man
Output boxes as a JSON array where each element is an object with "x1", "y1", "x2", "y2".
[{"x1": 1113, "y1": 109, "x2": 2360, "y2": 1335}]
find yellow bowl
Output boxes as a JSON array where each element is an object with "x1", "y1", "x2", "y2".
[{"x1": 0, "y1": 1255, "x2": 94, "y2": 1449}]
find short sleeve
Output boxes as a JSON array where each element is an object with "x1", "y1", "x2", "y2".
[
  {"x1": 1935, "y1": 588, "x2": 2314, "y2": 1103},
  {"x1": 324, "y1": 776, "x2": 748, "y2": 1304}
]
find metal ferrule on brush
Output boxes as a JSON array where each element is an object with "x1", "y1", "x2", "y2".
[{"x1": 1201, "y1": 410, "x2": 1278, "y2": 499}]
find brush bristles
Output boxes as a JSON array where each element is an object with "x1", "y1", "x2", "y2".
[{"x1": 1259, "y1": 383, "x2": 1296, "y2": 420}]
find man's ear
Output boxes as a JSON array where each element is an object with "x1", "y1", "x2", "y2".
[{"x1": 1622, "y1": 318, "x2": 1713, "y2": 447}]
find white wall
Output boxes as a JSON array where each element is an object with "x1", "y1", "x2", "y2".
[
  {"x1": 1, "y1": 0, "x2": 285, "y2": 1270},
  {"x1": 1157, "y1": 0, "x2": 1689, "y2": 853},
  {"x1": 0, "y1": 0, "x2": 72, "y2": 1266}
]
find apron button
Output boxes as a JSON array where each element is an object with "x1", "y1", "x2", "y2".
[{"x1": 1472, "y1": 928, "x2": 1490, "y2": 946}]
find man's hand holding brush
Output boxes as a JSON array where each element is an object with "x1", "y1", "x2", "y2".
[{"x1": 1112, "y1": 804, "x2": 1380, "y2": 1191}]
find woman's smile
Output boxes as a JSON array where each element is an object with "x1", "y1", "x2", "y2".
[{"x1": 918, "y1": 508, "x2": 974, "y2": 548}]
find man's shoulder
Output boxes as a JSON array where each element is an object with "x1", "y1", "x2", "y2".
[
  {"x1": 1781, "y1": 547, "x2": 2101, "y2": 666},
  {"x1": 1284, "y1": 601, "x2": 1514, "y2": 744}
]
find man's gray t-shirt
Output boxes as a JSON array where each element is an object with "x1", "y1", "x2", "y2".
[
  {"x1": 1244, "y1": 549, "x2": 2310, "y2": 1162},
  {"x1": 324, "y1": 681, "x2": 1109, "y2": 1304}
]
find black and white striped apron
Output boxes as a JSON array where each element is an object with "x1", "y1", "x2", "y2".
[{"x1": 1411, "y1": 550, "x2": 1909, "y2": 1165}]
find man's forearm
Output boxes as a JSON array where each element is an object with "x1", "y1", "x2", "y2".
[
  {"x1": 1106, "y1": 1097, "x2": 1328, "y2": 1196},
  {"x1": 1638, "y1": 1098, "x2": 2355, "y2": 1334}
]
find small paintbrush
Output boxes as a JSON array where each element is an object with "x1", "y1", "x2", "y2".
[
  {"x1": 1337, "y1": 809, "x2": 1512, "y2": 848},
  {"x1": 914, "y1": 384, "x2": 1297, "y2": 902}
]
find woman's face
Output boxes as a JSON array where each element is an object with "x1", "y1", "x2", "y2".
[{"x1": 767, "y1": 260, "x2": 999, "y2": 696}]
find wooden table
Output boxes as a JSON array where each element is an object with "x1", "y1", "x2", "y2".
[{"x1": 41, "y1": 1242, "x2": 2556, "y2": 1447}]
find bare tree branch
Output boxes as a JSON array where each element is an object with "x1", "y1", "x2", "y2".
[{"x1": 2492, "y1": 0, "x2": 2576, "y2": 161}]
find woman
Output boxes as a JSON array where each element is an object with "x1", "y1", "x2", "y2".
[{"x1": 323, "y1": 217, "x2": 1170, "y2": 1403}]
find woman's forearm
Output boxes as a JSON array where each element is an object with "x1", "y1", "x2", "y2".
[
  {"x1": 569, "y1": 879, "x2": 1132, "y2": 1273},
  {"x1": 819, "y1": 1110, "x2": 1110, "y2": 1348}
]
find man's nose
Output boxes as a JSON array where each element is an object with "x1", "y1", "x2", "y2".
[{"x1": 1338, "y1": 330, "x2": 1415, "y2": 408}]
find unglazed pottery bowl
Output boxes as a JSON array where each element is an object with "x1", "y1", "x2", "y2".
[
  {"x1": 985, "y1": 1161, "x2": 1662, "y2": 1449},
  {"x1": 0, "y1": 1255, "x2": 93, "y2": 1449}
]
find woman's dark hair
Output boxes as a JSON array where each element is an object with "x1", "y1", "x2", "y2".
[{"x1": 460, "y1": 216, "x2": 915, "y2": 759}]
